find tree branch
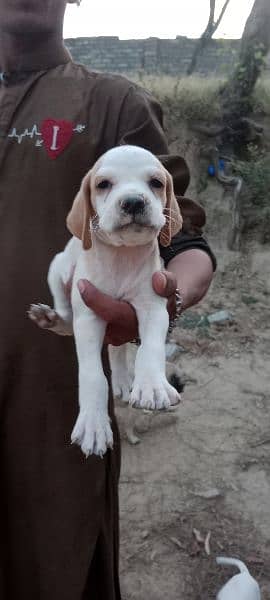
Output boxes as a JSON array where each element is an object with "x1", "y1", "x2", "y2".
[
  {"x1": 214, "y1": 0, "x2": 231, "y2": 31},
  {"x1": 186, "y1": 0, "x2": 231, "y2": 75},
  {"x1": 208, "y1": 0, "x2": 216, "y2": 35}
]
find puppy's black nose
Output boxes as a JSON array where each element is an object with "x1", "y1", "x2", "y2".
[{"x1": 121, "y1": 196, "x2": 145, "y2": 215}]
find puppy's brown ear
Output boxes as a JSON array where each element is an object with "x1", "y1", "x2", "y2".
[
  {"x1": 159, "y1": 170, "x2": 183, "y2": 247},
  {"x1": 66, "y1": 172, "x2": 95, "y2": 250}
]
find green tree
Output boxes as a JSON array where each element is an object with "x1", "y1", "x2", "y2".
[{"x1": 221, "y1": 0, "x2": 270, "y2": 119}]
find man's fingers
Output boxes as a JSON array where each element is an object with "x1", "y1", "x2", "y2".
[
  {"x1": 152, "y1": 271, "x2": 177, "y2": 298},
  {"x1": 77, "y1": 279, "x2": 136, "y2": 324}
]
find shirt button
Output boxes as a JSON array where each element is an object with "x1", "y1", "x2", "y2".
[{"x1": 0, "y1": 72, "x2": 9, "y2": 85}]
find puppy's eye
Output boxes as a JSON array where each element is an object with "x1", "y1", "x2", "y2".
[
  {"x1": 150, "y1": 178, "x2": 164, "y2": 189},
  {"x1": 96, "y1": 179, "x2": 111, "y2": 190}
]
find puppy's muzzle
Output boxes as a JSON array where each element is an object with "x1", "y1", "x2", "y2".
[{"x1": 121, "y1": 195, "x2": 146, "y2": 216}]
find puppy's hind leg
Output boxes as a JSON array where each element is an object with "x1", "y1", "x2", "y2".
[
  {"x1": 109, "y1": 344, "x2": 133, "y2": 403},
  {"x1": 110, "y1": 344, "x2": 140, "y2": 445}
]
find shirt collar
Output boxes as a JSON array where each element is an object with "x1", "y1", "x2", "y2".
[{"x1": 0, "y1": 44, "x2": 71, "y2": 86}]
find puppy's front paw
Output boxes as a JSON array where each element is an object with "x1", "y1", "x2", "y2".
[
  {"x1": 130, "y1": 376, "x2": 181, "y2": 410},
  {"x1": 28, "y1": 303, "x2": 72, "y2": 335},
  {"x1": 71, "y1": 411, "x2": 113, "y2": 458},
  {"x1": 28, "y1": 303, "x2": 59, "y2": 329}
]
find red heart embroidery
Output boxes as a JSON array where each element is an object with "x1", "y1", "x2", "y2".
[{"x1": 41, "y1": 119, "x2": 74, "y2": 159}]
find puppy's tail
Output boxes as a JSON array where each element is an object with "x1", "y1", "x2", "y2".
[
  {"x1": 168, "y1": 373, "x2": 185, "y2": 394},
  {"x1": 216, "y1": 556, "x2": 249, "y2": 574}
]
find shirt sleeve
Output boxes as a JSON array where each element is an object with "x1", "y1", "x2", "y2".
[
  {"x1": 160, "y1": 231, "x2": 217, "y2": 270},
  {"x1": 117, "y1": 84, "x2": 216, "y2": 271}
]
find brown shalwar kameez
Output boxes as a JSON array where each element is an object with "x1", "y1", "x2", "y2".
[{"x1": 0, "y1": 48, "x2": 215, "y2": 600}]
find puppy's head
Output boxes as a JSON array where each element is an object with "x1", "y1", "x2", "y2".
[{"x1": 67, "y1": 145, "x2": 182, "y2": 249}]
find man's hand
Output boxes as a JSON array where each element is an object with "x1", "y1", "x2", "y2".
[
  {"x1": 152, "y1": 271, "x2": 177, "y2": 321},
  {"x1": 77, "y1": 271, "x2": 177, "y2": 346}
]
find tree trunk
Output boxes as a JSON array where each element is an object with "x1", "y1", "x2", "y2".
[
  {"x1": 221, "y1": 0, "x2": 270, "y2": 120},
  {"x1": 187, "y1": 0, "x2": 230, "y2": 75}
]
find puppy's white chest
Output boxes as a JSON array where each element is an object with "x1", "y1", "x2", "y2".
[{"x1": 74, "y1": 240, "x2": 162, "y2": 301}]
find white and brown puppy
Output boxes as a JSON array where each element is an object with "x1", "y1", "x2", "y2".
[
  {"x1": 216, "y1": 557, "x2": 261, "y2": 600},
  {"x1": 29, "y1": 145, "x2": 182, "y2": 457}
]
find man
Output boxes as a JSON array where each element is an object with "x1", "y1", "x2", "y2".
[{"x1": 0, "y1": 1, "x2": 215, "y2": 598}]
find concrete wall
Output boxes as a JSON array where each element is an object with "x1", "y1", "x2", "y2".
[{"x1": 65, "y1": 36, "x2": 242, "y2": 76}]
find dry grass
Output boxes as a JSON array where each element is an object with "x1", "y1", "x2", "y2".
[
  {"x1": 128, "y1": 73, "x2": 270, "y2": 121},
  {"x1": 130, "y1": 73, "x2": 223, "y2": 121}
]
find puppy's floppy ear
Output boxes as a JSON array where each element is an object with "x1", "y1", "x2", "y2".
[
  {"x1": 159, "y1": 169, "x2": 183, "y2": 247},
  {"x1": 66, "y1": 172, "x2": 95, "y2": 250}
]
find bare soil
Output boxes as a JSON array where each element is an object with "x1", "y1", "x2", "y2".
[{"x1": 118, "y1": 246, "x2": 270, "y2": 599}]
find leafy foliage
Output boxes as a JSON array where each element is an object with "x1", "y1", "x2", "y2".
[{"x1": 232, "y1": 144, "x2": 270, "y2": 206}]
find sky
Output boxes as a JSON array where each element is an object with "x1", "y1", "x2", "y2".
[{"x1": 64, "y1": 0, "x2": 255, "y2": 40}]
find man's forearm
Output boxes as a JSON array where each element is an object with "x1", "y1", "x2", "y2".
[{"x1": 167, "y1": 249, "x2": 214, "y2": 312}]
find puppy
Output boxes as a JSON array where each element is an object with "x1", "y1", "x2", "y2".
[
  {"x1": 216, "y1": 557, "x2": 261, "y2": 600},
  {"x1": 29, "y1": 145, "x2": 182, "y2": 457}
]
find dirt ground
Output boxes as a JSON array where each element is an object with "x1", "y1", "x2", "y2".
[{"x1": 117, "y1": 245, "x2": 270, "y2": 599}]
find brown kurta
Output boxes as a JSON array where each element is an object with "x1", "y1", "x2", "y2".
[{"x1": 0, "y1": 50, "x2": 214, "y2": 600}]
